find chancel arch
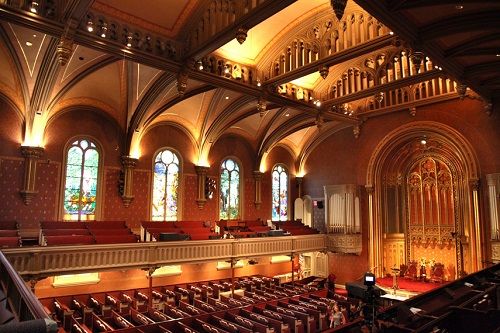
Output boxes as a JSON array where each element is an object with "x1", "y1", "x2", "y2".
[{"x1": 366, "y1": 121, "x2": 481, "y2": 280}]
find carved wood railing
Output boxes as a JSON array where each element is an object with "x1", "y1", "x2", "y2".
[
  {"x1": 2, "y1": 235, "x2": 327, "y2": 278},
  {"x1": 0, "y1": 251, "x2": 57, "y2": 331}
]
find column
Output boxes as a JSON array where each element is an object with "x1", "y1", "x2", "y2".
[
  {"x1": 487, "y1": 174, "x2": 499, "y2": 240},
  {"x1": 121, "y1": 156, "x2": 138, "y2": 207},
  {"x1": 366, "y1": 185, "x2": 377, "y2": 274},
  {"x1": 19, "y1": 146, "x2": 44, "y2": 205},
  {"x1": 253, "y1": 171, "x2": 262, "y2": 209},
  {"x1": 470, "y1": 179, "x2": 483, "y2": 270},
  {"x1": 296, "y1": 176, "x2": 303, "y2": 198},
  {"x1": 195, "y1": 166, "x2": 209, "y2": 208}
]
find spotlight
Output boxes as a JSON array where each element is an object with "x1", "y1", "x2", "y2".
[{"x1": 30, "y1": 1, "x2": 39, "y2": 13}]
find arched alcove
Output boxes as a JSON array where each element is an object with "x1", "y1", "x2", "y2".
[{"x1": 366, "y1": 121, "x2": 481, "y2": 280}]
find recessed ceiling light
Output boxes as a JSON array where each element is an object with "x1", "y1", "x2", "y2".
[
  {"x1": 285, "y1": 113, "x2": 290, "y2": 117},
  {"x1": 78, "y1": 56, "x2": 84, "y2": 61},
  {"x1": 225, "y1": 96, "x2": 229, "y2": 100},
  {"x1": 32, "y1": 34, "x2": 37, "y2": 38},
  {"x1": 389, "y1": 31, "x2": 394, "y2": 35},
  {"x1": 496, "y1": 54, "x2": 500, "y2": 57},
  {"x1": 455, "y1": 4, "x2": 464, "y2": 10},
  {"x1": 25, "y1": 41, "x2": 33, "y2": 46}
]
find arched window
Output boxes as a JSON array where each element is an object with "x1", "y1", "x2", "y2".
[
  {"x1": 272, "y1": 164, "x2": 288, "y2": 221},
  {"x1": 63, "y1": 138, "x2": 100, "y2": 221},
  {"x1": 220, "y1": 158, "x2": 240, "y2": 220},
  {"x1": 152, "y1": 149, "x2": 180, "y2": 221}
]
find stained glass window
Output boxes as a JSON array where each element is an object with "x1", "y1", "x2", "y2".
[
  {"x1": 63, "y1": 139, "x2": 99, "y2": 221},
  {"x1": 272, "y1": 164, "x2": 288, "y2": 221},
  {"x1": 220, "y1": 158, "x2": 240, "y2": 220},
  {"x1": 152, "y1": 149, "x2": 179, "y2": 221}
]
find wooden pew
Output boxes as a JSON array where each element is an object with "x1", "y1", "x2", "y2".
[
  {"x1": 210, "y1": 315, "x2": 253, "y2": 333},
  {"x1": 93, "y1": 234, "x2": 138, "y2": 244},
  {"x1": 43, "y1": 235, "x2": 94, "y2": 246},
  {"x1": 225, "y1": 312, "x2": 274, "y2": 333},
  {"x1": 193, "y1": 299, "x2": 217, "y2": 313},
  {"x1": 179, "y1": 301, "x2": 206, "y2": 316},
  {"x1": 175, "y1": 321, "x2": 201, "y2": 333},
  {"x1": 53, "y1": 298, "x2": 75, "y2": 332},
  {"x1": 219, "y1": 295, "x2": 245, "y2": 307},
  {"x1": 240, "y1": 308, "x2": 289, "y2": 333},
  {"x1": 105, "y1": 310, "x2": 134, "y2": 329},
  {"x1": 129, "y1": 307, "x2": 155, "y2": 326},
  {"x1": 86, "y1": 295, "x2": 112, "y2": 317},
  {"x1": 207, "y1": 297, "x2": 230, "y2": 310},
  {"x1": 193, "y1": 318, "x2": 231, "y2": 333},
  {"x1": 69, "y1": 317, "x2": 91, "y2": 333},
  {"x1": 89, "y1": 312, "x2": 114, "y2": 332},
  {"x1": 147, "y1": 306, "x2": 173, "y2": 322},
  {"x1": 274, "y1": 301, "x2": 315, "y2": 333},
  {"x1": 233, "y1": 294, "x2": 257, "y2": 304},
  {"x1": 256, "y1": 305, "x2": 301, "y2": 333},
  {"x1": 163, "y1": 304, "x2": 190, "y2": 319},
  {"x1": 288, "y1": 298, "x2": 327, "y2": 331}
]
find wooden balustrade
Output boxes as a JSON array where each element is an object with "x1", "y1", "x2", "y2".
[{"x1": 2, "y1": 235, "x2": 327, "y2": 277}]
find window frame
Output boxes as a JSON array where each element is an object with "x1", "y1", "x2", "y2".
[
  {"x1": 150, "y1": 147, "x2": 182, "y2": 221},
  {"x1": 59, "y1": 136, "x2": 104, "y2": 221},
  {"x1": 271, "y1": 163, "x2": 289, "y2": 221}
]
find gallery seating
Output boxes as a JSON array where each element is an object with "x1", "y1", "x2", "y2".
[
  {"x1": 0, "y1": 221, "x2": 21, "y2": 248},
  {"x1": 39, "y1": 221, "x2": 138, "y2": 246},
  {"x1": 38, "y1": 275, "x2": 342, "y2": 333}
]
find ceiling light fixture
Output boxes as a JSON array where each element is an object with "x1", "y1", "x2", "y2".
[
  {"x1": 100, "y1": 23, "x2": 107, "y2": 38},
  {"x1": 196, "y1": 60, "x2": 203, "y2": 70},
  {"x1": 25, "y1": 41, "x2": 33, "y2": 46},
  {"x1": 224, "y1": 66, "x2": 230, "y2": 74},
  {"x1": 420, "y1": 136, "x2": 427, "y2": 145},
  {"x1": 29, "y1": 1, "x2": 39, "y2": 13},
  {"x1": 225, "y1": 96, "x2": 229, "y2": 100},
  {"x1": 256, "y1": 79, "x2": 261, "y2": 87},
  {"x1": 86, "y1": 20, "x2": 94, "y2": 32},
  {"x1": 126, "y1": 33, "x2": 133, "y2": 48},
  {"x1": 455, "y1": 4, "x2": 464, "y2": 10}
]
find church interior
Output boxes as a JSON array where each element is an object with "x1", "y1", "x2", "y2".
[{"x1": 0, "y1": 0, "x2": 499, "y2": 332}]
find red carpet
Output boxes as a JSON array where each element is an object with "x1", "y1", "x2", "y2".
[{"x1": 376, "y1": 277, "x2": 444, "y2": 293}]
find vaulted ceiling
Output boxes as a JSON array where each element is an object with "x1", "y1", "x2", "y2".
[{"x1": 0, "y1": 0, "x2": 495, "y2": 168}]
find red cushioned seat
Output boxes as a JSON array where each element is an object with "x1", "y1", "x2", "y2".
[{"x1": 0, "y1": 237, "x2": 20, "y2": 248}]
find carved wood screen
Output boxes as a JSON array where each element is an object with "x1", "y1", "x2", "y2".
[{"x1": 407, "y1": 157, "x2": 455, "y2": 246}]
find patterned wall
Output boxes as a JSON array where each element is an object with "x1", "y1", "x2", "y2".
[
  {"x1": 412, "y1": 244, "x2": 457, "y2": 281},
  {"x1": 102, "y1": 168, "x2": 150, "y2": 230},
  {"x1": 0, "y1": 158, "x2": 59, "y2": 230},
  {"x1": 182, "y1": 173, "x2": 217, "y2": 221}
]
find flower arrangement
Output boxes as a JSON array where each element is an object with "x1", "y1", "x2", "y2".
[{"x1": 419, "y1": 257, "x2": 427, "y2": 267}]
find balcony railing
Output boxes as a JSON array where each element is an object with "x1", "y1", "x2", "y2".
[
  {"x1": 0, "y1": 251, "x2": 57, "y2": 332},
  {"x1": 2, "y1": 235, "x2": 327, "y2": 278}
]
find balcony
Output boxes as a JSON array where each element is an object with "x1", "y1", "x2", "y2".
[{"x1": 1, "y1": 234, "x2": 327, "y2": 278}]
